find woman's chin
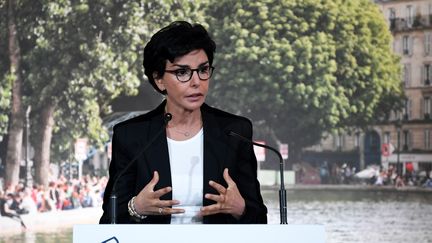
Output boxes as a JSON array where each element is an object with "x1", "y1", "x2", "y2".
[{"x1": 183, "y1": 99, "x2": 205, "y2": 110}]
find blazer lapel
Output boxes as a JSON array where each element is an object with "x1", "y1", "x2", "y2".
[
  {"x1": 144, "y1": 103, "x2": 172, "y2": 201},
  {"x1": 201, "y1": 105, "x2": 229, "y2": 205}
]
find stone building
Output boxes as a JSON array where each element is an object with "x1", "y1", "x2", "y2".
[{"x1": 304, "y1": 0, "x2": 432, "y2": 176}]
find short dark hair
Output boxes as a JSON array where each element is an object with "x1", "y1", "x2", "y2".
[{"x1": 143, "y1": 21, "x2": 216, "y2": 94}]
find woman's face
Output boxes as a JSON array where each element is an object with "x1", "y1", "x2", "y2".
[{"x1": 155, "y1": 49, "x2": 210, "y2": 112}]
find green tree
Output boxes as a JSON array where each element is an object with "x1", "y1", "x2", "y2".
[
  {"x1": 0, "y1": 0, "x2": 208, "y2": 187},
  {"x1": 39, "y1": 0, "x2": 208, "y2": 182},
  {"x1": 2, "y1": 0, "x2": 26, "y2": 187},
  {"x1": 26, "y1": 1, "x2": 146, "y2": 185},
  {"x1": 0, "y1": 1, "x2": 11, "y2": 143},
  {"x1": 206, "y1": 0, "x2": 403, "y2": 160}
]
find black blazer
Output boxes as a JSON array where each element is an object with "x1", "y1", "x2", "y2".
[{"x1": 99, "y1": 101, "x2": 267, "y2": 224}]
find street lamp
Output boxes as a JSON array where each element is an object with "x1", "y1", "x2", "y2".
[{"x1": 395, "y1": 119, "x2": 402, "y2": 176}]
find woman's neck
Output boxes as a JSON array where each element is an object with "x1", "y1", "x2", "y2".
[
  {"x1": 165, "y1": 103, "x2": 202, "y2": 127},
  {"x1": 165, "y1": 103, "x2": 203, "y2": 141}
]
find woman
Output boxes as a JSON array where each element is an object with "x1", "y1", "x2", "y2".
[{"x1": 100, "y1": 21, "x2": 267, "y2": 224}]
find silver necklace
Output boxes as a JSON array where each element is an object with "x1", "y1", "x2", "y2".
[
  {"x1": 174, "y1": 129, "x2": 191, "y2": 137},
  {"x1": 165, "y1": 106, "x2": 202, "y2": 137},
  {"x1": 168, "y1": 122, "x2": 202, "y2": 137}
]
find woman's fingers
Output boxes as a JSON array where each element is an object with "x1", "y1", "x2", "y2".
[
  {"x1": 209, "y1": 180, "x2": 227, "y2": 194},
  {"x1": 201, "y1": 168, "x2": 245, "y2": 218},
  {"x1": 223, "y1": 168, "x2": 235, "y2": 186},
  {"x1": 200, "y1": 204, "x2": 225, "y2": 216},
  {"x1": 143, "y1": 206, "x2": 185, "y2": 216},
  {"x1": 156, "y1": 199, "x2": 181, "y2": 208},
  {"x1": 147, "y1": 171, "x2": 160, "y2": 190},
  {"x1": 135, "y1": 171, "x2": 184, "y2": 215},
  {"x1": 160, "y1": 207, "x2": 185, "y2": 215},
  {"x1": 153, "y1": 186, "x2": 172, "y2": 198},
  {"x1": 205, "y1": 193, "x2": 223, "y2": 203}
]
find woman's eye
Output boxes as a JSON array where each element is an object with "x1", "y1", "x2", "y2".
[
  {"x1": 199, "y1": 66, "x2": 209, "y2": 73},
  {"x1": 176, "y1": 69, "x2": 189, "y2": 76}
]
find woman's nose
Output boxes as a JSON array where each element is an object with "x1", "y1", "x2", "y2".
[{"x1": 189, "y1": 70, "x2": 200, "y2": 87}]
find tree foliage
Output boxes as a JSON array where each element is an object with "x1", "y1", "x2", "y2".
[
  {"x1": 41, "y1": 0, "x2": 208, "y2": 161},
  {"x1": 24, "y1": 1, "x2": 146, "y2": 146},
  {"x1": 0, "y1": 0, "x2": 208, "y2": 185},
  {"x1": 206, "y1": 0, "x2": 403, "y2": 158},
  {"x1": 0, "y1": 0, "x2": 404, "y2": 184},
  {"x1": 0, "y1": 0, "x2": 11, "y2": 142},
  {"x1": 0, "y1": 72, "x2": 11, "y2": 143}
]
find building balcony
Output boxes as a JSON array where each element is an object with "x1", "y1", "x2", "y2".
[
  {"x1": 390, "y1": 15, "x2": 432, "y2": 32},
  {"x1": 421, "y1": 85, "x2": 432, "y2": 95}
]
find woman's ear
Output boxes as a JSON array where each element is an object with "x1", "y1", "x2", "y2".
[{"x1": 154, "y1": 73, "x2": 165, "y2": 92}]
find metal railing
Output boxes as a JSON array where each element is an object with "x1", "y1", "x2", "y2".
[{"x1": 389, "y1": 15, "x2": 432, "y2": 32}]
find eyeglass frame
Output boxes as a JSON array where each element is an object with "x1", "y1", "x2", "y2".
[{"x1": 164, "y1": 66, "x2": 215, "y2": 83}]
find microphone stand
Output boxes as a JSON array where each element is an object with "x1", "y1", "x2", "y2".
[
  {"x1": 110, "y1": 113, "x2": 172, "y2": 224},
  {"x1": 229, "y1": 131, "x2": 288, "y2": 224}
]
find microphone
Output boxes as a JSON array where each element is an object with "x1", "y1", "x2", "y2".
[
  {"x1": 110, "y1": 113, "x2": 172, "y2": 224},
  {"x1": 228, "y1": 131, "x2": 288, "y2": 224}
]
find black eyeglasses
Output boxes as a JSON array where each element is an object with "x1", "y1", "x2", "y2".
[{"x1": 164, "y1": 66, "x2": 215, "y2": 83}]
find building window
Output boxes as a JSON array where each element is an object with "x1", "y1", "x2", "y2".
[
  {"x1": 334, "y1": 133, "x2": 343, "y2": 150},
  {"x1": 425, "y1": 33, "x2": 432, "y2": 55},
  {"x1": 403, "y1": 99, "x2": 412, "y2": 120},
  {"x1": 424, "y1": 97, "x2": 431, "y2": 119},
  {"x1": 423, "y1": 64, "x2": 432, "y2": 85},
  {"x1": 389, "y1": 8, "x2": 396, "y2": 29},
  {"x1": 426, "y1": 3, "x2": 432, "y2": 25},
  {"x1": 354, "y1": 132, "x2": 360, "y2": 148},
  {"x1": 425, "y1": 129, "x2": 431, "y2": 149},
  {"x1": 403, "y1": 130, "x2": 410, "y2": 151},
  {"x1": 402, "y1": 35, "x2": 412, "y2": 55},
  {"x1": 392, "y1": 110, "x2": 403, "y2": 121},
  {"x1": 403, "y1": 63, "x2": 411, "y2": 87},
  {"x1": 429, "y1": 4, "x2": 432, "y2": 25},
  {"x1": 406, "y1": 5, "x2": 413, "y2": 27},
  {"x1": 403, "y1": 36, "x2": 409, "y2": 54},
  {"x1": 384, "y1": 132, "x2": 391, "y2": 144}
]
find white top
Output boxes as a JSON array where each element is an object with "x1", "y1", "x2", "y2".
[{"x1": 167, "y1": 128, "x2": 204, "y2": 224}]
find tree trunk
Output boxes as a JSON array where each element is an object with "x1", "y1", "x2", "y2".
[
  {"x1": 5, "y1": 0, "x2": 24, "y2": 188},
  {"x1": 33, "y1": 102, "x2": 56, "y2": 187}
]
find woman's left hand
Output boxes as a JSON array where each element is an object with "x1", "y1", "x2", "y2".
[{"x1": 200, "y1": 168, "x2": 246, "y2": 219}]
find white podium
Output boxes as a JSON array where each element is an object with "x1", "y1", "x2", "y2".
[{"x1": 73, "y1": 224, "x2": 325, "y2": 243}]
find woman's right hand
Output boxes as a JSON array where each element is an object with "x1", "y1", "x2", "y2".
[{"x1": 133, "y1": 171, "x2": 184, "y2": 216}]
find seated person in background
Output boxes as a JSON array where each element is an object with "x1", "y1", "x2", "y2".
[
  {"x1": 19, "y1": 188, "x2": 38, "y2": 214},
  {"x1": 0, "y1": 191, "x2": 26, "y2": 229}
]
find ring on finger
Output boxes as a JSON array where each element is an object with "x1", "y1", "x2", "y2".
[{"x1": 158, "y1": 207, "x2": 163, "y2": 214}]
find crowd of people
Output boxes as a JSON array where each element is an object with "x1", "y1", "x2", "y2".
[
  {"x1": 319, "y1": 162, "x2": 357, "y2": 185},
  {"x1": 2, "y1": 162, "x2": 431, "y2": 226},
  {"x1": 372, "y1": 165, "x2": 432, "y2": 188},
  {"x1": 297, "y1": 161, "x2": 432, "y2": 188},
  {"x1": 296, "y1": 161, "x2": 358, "y2": 184},
  {"x1": 0, "y1": 175, "x2": 107, "y2": 227}
]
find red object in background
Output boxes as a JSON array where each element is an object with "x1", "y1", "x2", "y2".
[
  {"x1": 381, "y1": 143, "x2": 390, "y2": 157},
  {"x1": 253, "y1": 141, "x2": 266, "y2": 162},
  {"x1": 406, "y1": 162, "x2": 414, "y2": 172}
]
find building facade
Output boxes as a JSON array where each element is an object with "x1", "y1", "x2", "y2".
[
  {"x1": 304, "y1": 0, "x2": 432, "y2": 175},
  {"x1": 377, "y1": 0, "x2": 432, "y2": 174}
]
